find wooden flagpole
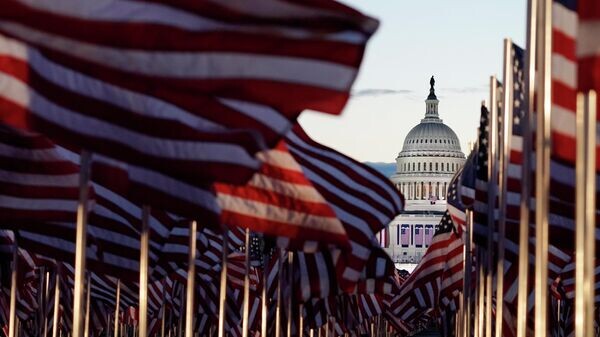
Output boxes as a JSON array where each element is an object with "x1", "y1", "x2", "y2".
[
  {"x1": 44, "y1": 271, "x2": 50, "y2": 337},
  {"x1": 583, "y1": 91, "x2": 596, "y2": 337},
  {"x1": 463, "y1": 209, "x2": 472, "y2": 337},
  {"x1": 298, "y1": 304, "x2": 304, "y2": 337},
  {"x1": 496, "y1": 38, "x2": 514, "y2": 337},
  {"x1": 534, "y1": 0, "x2": 551, "y2": 335},
  {"x1": 139, "y1": 206, "x2": 150, "y2": 337},
  {"x1": 8, "y1": 240, "x2": 18, "y2": 337},
  {"x1": 160, "y1": 279, "x2": 166, "y2": 337},
  {"x1": 217, "y1": 229, "x2": 229, "y2": 337},
  {"x1": 275, "y1": 249, "x2": 284, "y2": 337},
  {"x1": 84, "y1": 275, "x2": 91, "y2": 337},
  {"x1": 185, "y1": 221, "x2": 197, "y2": 337},
  {"x1": 575, "y1": 91, "x2": 597, "y2": 337},
  {"x1": 72, "y1": 151, "x2": 92, "y2": 337},
  {"x1": 242, "y1": 228, "x2": 251, "y2": 337},
  {"x1": 39, "y1": 267, "x2": 47, "y2": 337},
  {"x1": 261, "y1": 252, "x2": 268, "y2": 337},
  {"x1": 52, "y1": 270, "x2": 61, "y2": 337},
  {"x1": 286, "y1": 251, "x2": 294, "y2": 337},
  {"x1": 113, "y1": 280, "x2": 121, "y2": 337},
  {"x1": 517, "y1": 2, "x2": 537, "y2": 337},
  {"x1": 486, "y1": 76, "x2": 499, "y2": 337}
]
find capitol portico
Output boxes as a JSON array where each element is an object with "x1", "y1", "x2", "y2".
[{"x1": 384, "y1": 77, "x2": 465, "y2": 266}]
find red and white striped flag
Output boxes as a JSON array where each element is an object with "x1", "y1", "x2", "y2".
[
  {"x1": 0, "y1": 0, "x2": 378, "y2": 184},
  {"x1": 284, "y1": 124, "x2": 404, "y2": 292},
  {"x1": 215, "y1": 141, "x2": 349, "y2": 251},
  {"x1": 388, "y1": 211, "x2": 463, "y2": 324}
]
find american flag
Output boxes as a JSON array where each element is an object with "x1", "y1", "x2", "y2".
[
  {"x1": 447, "y1": 166, "x2": 467, "y2": 236},
  {"x1": 285, "y1": 124, "x2": 404, "y2": 292},
  {"x1": 388, "y1": 211, "x2": 463, "y2": 324},
  {"x1": 414, "y1": 225, "x2": 423, "y2": 247},
  {"x1": 424, "y1": 225, "x2": 435, "y2": 247},
  {"x1": 0, "y1": 0, "x2": 378, "y2": 186},
  {"x1": 400, "y1": 225, "x2": 410, "y2": 247},
  {"x1": 214, "y1": 141, "x2": 349, "y2": 252}
]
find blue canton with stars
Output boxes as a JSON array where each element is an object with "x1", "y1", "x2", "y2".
[{"x1": 511, "y1": 44, "x2": 526, "y2": 137}]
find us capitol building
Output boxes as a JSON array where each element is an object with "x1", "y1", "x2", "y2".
[{"x1": 382, "y1": 77, "x2": 465, "y2": 267}]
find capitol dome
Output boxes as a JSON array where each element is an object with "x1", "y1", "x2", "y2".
[
  {"x1": 390, "y1": 76, "x2": 466, "y2": 202},
  {"x1": 400, "y1": 120, "x2": 463, "y2": 157}
]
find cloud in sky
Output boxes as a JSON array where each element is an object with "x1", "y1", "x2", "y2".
[
  {"x1": 438, "y1": 85, "x2": 488, "y2": 94},
  {"x1": 351, "y1": 88, "x2": 413, "y2": 97}
]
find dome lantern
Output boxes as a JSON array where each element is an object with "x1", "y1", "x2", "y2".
[{"x1": 424, "y1": 75, "x2": 440, "y2": 120}]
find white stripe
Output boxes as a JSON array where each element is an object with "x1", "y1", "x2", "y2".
[
  {"x1": 0, "y1": 22, "x2": 357, "y2": 91},
  {"x1": 0, "y1": 169, "x2": 78, "y2": 187},
  {"x1": 248, "y1": 174, "x2": 328, "y2": 203},
  {"x1": 217, "y1": 195, "x2": 345, "y2": 235},
  {"x1": 0, "y1": 195, "x2": 78, "y2": 211},
  {"x1": 255, "y1": 148, "x2": 302, "y2": 171},
  {"x1": 551, "y1": 54, "x2": 576, "y2": 88},
  {"x1": 551, "y1": 103, "x2": 576, "y2": 138},
  {"x1": 218, "y1": 98, "x2": 290, "y2": 136},
  {"x1": 552, "y1": 2, "x2": 578, "y2": 38},
  {"x1": 577, "y1": 20, "x2": 600, "y2": 57}
]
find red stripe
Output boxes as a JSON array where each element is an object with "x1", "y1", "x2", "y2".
[
  {"x1": 552, "y1": 29, "x2": 576, "y2": 60},
  {"x1": 0, "y1": 1, "x2": 365, "y2": 66}
]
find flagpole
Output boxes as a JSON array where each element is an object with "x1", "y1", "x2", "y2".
[
  {"x1": 185, "y1": 221, "x2": 197, "y2": 337},
  {"x1": 242, "y1": 228, "x2": 251, "y2": 337},
  {"x1": 583, "y1": 91, "x2": 596, "y2": 337},
  {"x1": 84, "y1": 275, "x2": 91, "y2": 337},
  {"x1": 518, "y1": 2, "x2": 537, "y2": 337},
  {"x1": 44, "y1": 271, "x2": 50, "y2": 337},
  {"x1": 139, "y1": 206, "x2": 150, "y2": 337},
  {"x1": 486, "y1": 76, "x2": 499, "y2": 337},
  {"x1": 275, "y1": 249, "x2": 284, "y2": 337},
  {"x1": 261, "y1": 253, "x2": 268, "y2": 337},
  {"x1": 534, "y1": 0, "x2": 551, "y2": 335},
  {"x1": 477, "y1": 250, "x2": 485, "y2": 337},
  {"x1": 495, "y1": 38, "x2": 514, "y2": 337},
  {"x1": 463, "y1": 210, "x2": 472, "y2": 337},
  {"x1": 53, "y1": 269, "x2": 61, "y2": 337},
  {"x1": 298, "y1": 304, "x2": 304, "y2": 337},
  {"x1": 575, "y1": 91, "x2": 597, "y2": 337},
  {"x1": 72, "y1": 150, "x2": 92, "y2": 337},
  {"x1": 160, "y1": 279, "x2": 166, "y2": 337},
  {"x1": 39, "y1": 267, "x2": 47, "y2": 337},
  {"x1": 286, "y1": 251, "x2": 294, "y2": 337},
  {"x1": 8, "y1": 241, "x2": 18, "y2": 337},
  {"x1": 114, "y1": 280, "x2": 121, "y2": 337},
  {"x1": 217, "y1": 229, "x2": 229, "y2": 337}
]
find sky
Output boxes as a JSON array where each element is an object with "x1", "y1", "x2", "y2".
[{"x1": 299, "y1": 1, "x2": 527, "y2": 163}]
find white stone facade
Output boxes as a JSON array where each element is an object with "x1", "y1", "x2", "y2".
[{"x1": 382, "y1": 77, "x2": 465, "y2": 264}]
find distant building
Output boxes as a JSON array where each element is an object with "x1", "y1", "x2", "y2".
[{"x1": 382, "y1": 77, "x2": 465, "y2": 266}]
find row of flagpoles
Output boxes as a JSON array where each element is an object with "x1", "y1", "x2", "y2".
[
  {"x1": 1, "y1": 0, "x2": 599, "y2": 337},
  {"x1": 451, "y1": 0, "x2": 600, "y2": 336}
]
